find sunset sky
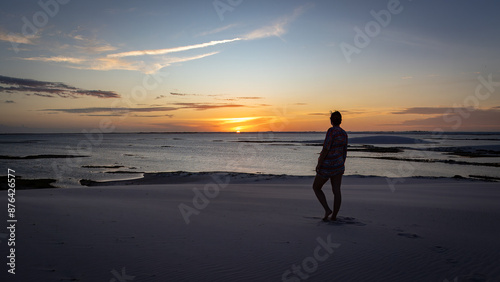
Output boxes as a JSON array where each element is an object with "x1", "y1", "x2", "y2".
[{"x1": 1, "y1": 0, "x2": 499, "y2": 133}]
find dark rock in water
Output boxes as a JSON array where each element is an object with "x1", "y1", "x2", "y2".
[
  {"x1": 82, "y1": 165, "x2": 124, "y2": 169},
  {"x1": 349, "y1": 136, "x2": 432, "y2": 144},
  {"x1": 80, "y1": 179, "x2": 99, "y2": 186},
  {"x1": 0, "y1": 176, "x2": 57, "y2": 189},
  {"x1": 348, "y1": 145, "x2": 403, "y2": 153},
  {"x1": 469, "y1": 175, "x2": 500, "y2": 182},
  {"x1": 0, "y1": 154, "x2": 88, "y2": 159}
]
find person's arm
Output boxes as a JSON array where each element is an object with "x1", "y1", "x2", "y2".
[
  {"x1": 316, "y1": 148, "x2": 329, "y2": 172},
  {"x1": 343, "y1": 133, "x2": 348, "y2": 163},
  {"x1": 343, "y1": 143, "x2": 347, "y2": 164},
  {"x1": 316, "y1": 128, "x2": 332, "y2": 172}
]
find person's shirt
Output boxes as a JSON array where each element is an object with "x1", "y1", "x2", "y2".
[{"x1": 322, "y1": 125, "x2": 348, "y2": 166}]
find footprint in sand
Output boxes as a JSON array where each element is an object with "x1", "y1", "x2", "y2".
[
  {"x1": 397, "y1": 232, "x2": 421, "y2": 239},
  {"x1": 304, "y1": 216, "x2": 366, "y2": 226},
  {"x1": 431, "y1": 245, "x2": 448, "y2": 253},
  {"x1": 330, "y1": 216, "x2": 367, "y2": 226}
]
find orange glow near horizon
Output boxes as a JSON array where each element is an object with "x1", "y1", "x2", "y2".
[
  {"x1": 212, "y1": 117, "x2": 262, "y2": 124},
  {"x1": 207, "y1": 116, "x2": 271, "y2": 132}
]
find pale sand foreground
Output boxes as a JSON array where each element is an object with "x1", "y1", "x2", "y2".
[{"x1": 2, "y1": 176, "x2": 500, "y2": 281}]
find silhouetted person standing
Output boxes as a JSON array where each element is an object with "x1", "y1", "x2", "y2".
[{"x1": 313, "y1": 111, "x2": 348, "y2": 221}]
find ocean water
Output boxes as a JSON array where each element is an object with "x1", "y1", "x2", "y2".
[{"x1": 0, "y1": 132, "x2": 499, "y2": 187}]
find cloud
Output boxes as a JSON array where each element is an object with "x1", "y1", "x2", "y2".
[
  {"x1": 82, "y1": 114, "x2": 125, "y2": 117},
  {"x1": 65, "y1": 31, "x2": 119, "y2": 54},
  {"x1": 392, "y1": 107, "x2": 473, "y2": 115},
  {"x1": 197, "y1": 24, "x2": 238, "y2": 37},
  {"x1": 170, "y1": 92, "x2": 188, "y2": 96},
  {"x1": 21, "y1": 56, "x2": 86, "y2": 64},
  {"x1": 308, "y1": 112, "x2": 329, "y2": 116},
  {"x1": 74, "y1": 43, "x2": 117, "y2": 54},
  {"x1": 108, "y1": 39, "x2": 240, "y2": 58},
  {"x1": 243, "y1": 5, "x2": 310, "y2": 40},
  {"x1": 20, "y1": 55, "x2": 147, "y2": 72},
  {"x1": 0, "y1": 75, "x2": 120, "y2": 99},
  {"x1": 32, "y1": 93, "x2": 56, "y2": 98},
  {"x1": 170, "y1": 92, "x2": 204, "y2": 97},
  {"x1": 172, "y1": 93, "x2": 263, "y2": 101},
  {"x1": 40, "y1": 106, "x2": 177, "y2": 114},
  {"x1": 33, "y1": 52, "x2": 219, "y2": 74},
  {"x1": 77, "y1": 57, "x2": 148, "y2": 72},
  {"x1": 41, "y1": 103, "x2": 245, "y2": 114},
  {"x1": 131, "y1": 114, "x2": 170, "y2": 118},
  {"x1": 8, "y1": 5, "x2": 308, "y2": 75},
  {"x1": 106, "y1": 5, "x2": 308, "y2": 60},
  {"x1": 236, "y1": 96, "x2": 263, "y2": 100},
  {"x1": 172, "y1": 102, "x2": 245, "y2": 111},
  {"x1": 0, "y1": 29, "x2": 37, "y2": 45},
  {"x1": 161, "y1": 51, "x2": 219, "y2": 66},
  {"x1": 396, "y1": 108, "x2": 500, "y2": 130}
]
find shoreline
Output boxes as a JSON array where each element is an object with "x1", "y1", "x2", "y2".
[
  {"x1": 79, "y1": 171, "x2": 497, "y2": 187},
  {"x1": 1, "y1": 171, "x2": 497, "y2": 190}
]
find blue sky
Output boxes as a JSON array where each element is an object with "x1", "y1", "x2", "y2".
[{"x1": 1, "y1": 0, "x2": 499, "y2": 132}]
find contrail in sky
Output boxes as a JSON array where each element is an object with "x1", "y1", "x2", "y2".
[{"x1": 108, "y1": 38, "x2": 241, "y2": 58}]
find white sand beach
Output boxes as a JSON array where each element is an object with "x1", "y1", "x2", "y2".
[{"x1": 2, "y1": 175, "x2": 499, "y2": 281}]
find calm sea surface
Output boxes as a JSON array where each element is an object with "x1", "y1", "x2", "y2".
[{"x1": 1, "y1": 132, "x2": 499, "y2": 187}]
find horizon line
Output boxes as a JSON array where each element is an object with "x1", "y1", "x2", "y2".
[{"x1": 1, "y1": 130, "x2": 500, "y2": 135}]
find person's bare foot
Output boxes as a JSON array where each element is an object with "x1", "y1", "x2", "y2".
[
  {"x1": 322, "y1": 209, "x2": 333, "y2": 221},
  {"x1": 330, "y1": 212, "x2": 340, "y2": 221}
]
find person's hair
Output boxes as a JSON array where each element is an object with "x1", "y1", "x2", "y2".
[{"x1": 330, "y1": 111, "x2": 342, "y2": 126}]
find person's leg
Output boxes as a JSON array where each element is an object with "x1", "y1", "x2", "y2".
[
  {"x1": 312, "y1": 174, "x2": 332, "y2": 220},
  {"x1": 330, "y1": 174, "x2": 343, "y2": 221}
]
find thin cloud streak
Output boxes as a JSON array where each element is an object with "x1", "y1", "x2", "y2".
[
  {"x1": 197, "y1": 24, "x2": 238, "y2": 37},
  {"x1": 108, "y1": 39, "x2": 240, "y2": 58},
  {"x1": 21, "y1": 56, "x2": 86, "y2": 64},
  {"x1": 40, "y1": 103, "x2": 247, "y2": 114},
  {"x1": 172, "y1": 102, "x2": 245, "y2": 111},
  {"x1": 393, "y1": 107, "x2": 475, "y2": 115},
  {"x1": 40, "y1": 106, "x2": 177, "y2": 114},
  {"x1": 236, "y1": 96, "x2": 263, "y2": 100},
  {"x1": 243, "y1": 4, "x2": 310, "y2": 40}
]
